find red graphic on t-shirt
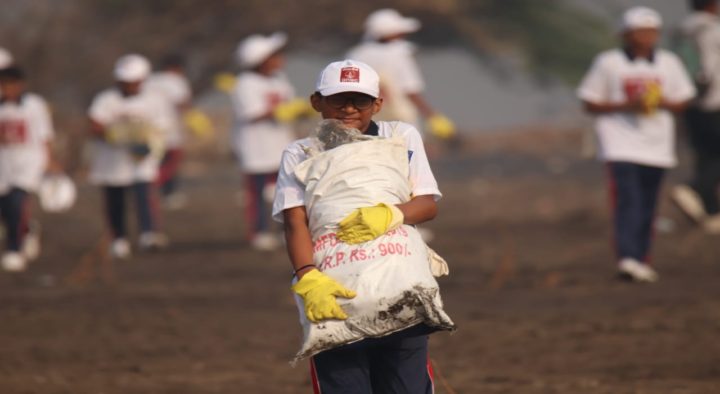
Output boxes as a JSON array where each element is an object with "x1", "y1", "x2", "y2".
[
  {"x1": 622, "y1": 77, "x2": 661, "y2": 100},
  {"x1": 267, "y1": 92, "x2": 283, "y2": 109},
  {"x1": 0, "y1": 119, "x2": 28, "y2": 145},
  {"x1": 340, "y1": 67, "x2": 360, "y2": 83}
]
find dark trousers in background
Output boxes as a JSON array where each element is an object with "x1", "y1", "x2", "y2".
[
  {"x1": 156, "y1": 148, "x2": 183, "y2": 197},
  {"x1": 0, "y1": 188, "x2": 29, "y2": 252},
  {"x1": 311, "y1": 325, "x2": 435, "y2": 394},
  {"x1": 607, "y1": 162, "x2": 665, "y2": 263},
  {"x1": 244, "y1": 173, "x2": 276, "y2": 237},
  {"x1": 685, "y1": 108, "x2": 720, "y2": 215},
  {"x1": 103, "y1": 183, "x2": 158, "y2": 239}
]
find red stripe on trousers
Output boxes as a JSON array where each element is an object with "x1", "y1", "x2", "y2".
[
  {"x1": 605, "y1": 164, "x2": 619, "y2": 262},
  {"x1": 155, "y1": 148, "x2": 183, "y2": 186},
  {"x1": 19, "y1": 193, "x2": 31, "y2": 245},
  {"x1": 310, "y1": 358, "x2": 321, "y2": 394},
  {"x1": 427, "y1": 355, "x2": 435, "y2": 393}
]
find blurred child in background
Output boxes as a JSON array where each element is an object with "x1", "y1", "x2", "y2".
[
  {"x1": 231, "y1": 32, "x2": 311, "y2": 251},
  {"x1": 88, "y1": 54, "x2": 173, "y2": 259},
  {"x1": 673, "y1": 0, "x2": 720, "y2": 233},
  {"x1": 0, "y1": 66, "x2": 59, "y2": 271},
  {"x1": 144, "y1": 54, "x2": 192, "y2": 210},
  {"x1": 347, "y1": 8, "x2": 456, "y2": 141},
  {"x1": 577, "y1": 7, "x2": 695, "y2": 282}
]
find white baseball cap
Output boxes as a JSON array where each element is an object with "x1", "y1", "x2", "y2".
[
  {"x1": 620, "y1": 6, "x2": 662, "y2": 32},
  {"x1": 235, "y1": 32, "x2": 287, "y2": 68},
  {"x1": 364, "y1": 8, "x2": 421, "y2": 40},
  {"x1": 315, "y1": 59, "x2": 380, "y2": 98},
  {"x1": 114, "y1": 54, "x2": 151, "y2": 82},
  {"x1": 0, "y1": 47, "x2": 13, "y2": 69}
]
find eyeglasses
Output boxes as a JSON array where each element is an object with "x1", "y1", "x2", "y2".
[{"x1": 324, "y1": 95, "x2": 375, "y2": 110}]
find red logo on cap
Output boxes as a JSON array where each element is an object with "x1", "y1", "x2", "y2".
[{"x1": 340, "y1": 67, "x2": 360, "y2": 83}]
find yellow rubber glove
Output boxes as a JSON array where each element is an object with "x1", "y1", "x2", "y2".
[
  {"x1": 642, "y1": 82, "x2": 662, "y2": 115},
  {"x1": 213, "y1": 72, "x2": 237, "y2": 94},
  {"x1": 105, "y1": 122, "x2": 128, "y2": 144},
  {"x1": 273, "y1": 98, "x2": 314, "y2": 123},
  {"x1": 337, "y1": 203, "x2": 404, "y2": 244},
  {"x1": 427, "y1": 114, "x2": 456, "y2": 139},
  {"x1": 291, "y1": 269, "x2": 357, "y2": 322},
  {"x1": 183, "y1": 109, "x2": 214, "y2": 138}
]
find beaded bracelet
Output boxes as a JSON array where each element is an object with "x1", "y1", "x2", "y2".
[{"x1": 293, "y1": 264, "x2": 316, "y2": 277}]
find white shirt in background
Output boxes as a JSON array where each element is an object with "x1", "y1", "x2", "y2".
[
  {"x1": 272, "y1": 120, "x2": 441, "y2": 222},
  {"x1": 347, "y1": 40, "x2": 425, "y2": 127},
  {"x1": 0, "y1": 93, "x2": 53, "y2": 194},
  {"x1": 681, "y1": 11, "x2": 720, "y2": 111},
  {"x1": 88, "y1": 88, "x2": 173, "y2": 185},
  {"x1": 577, "y1": 48, "x2": 696, "y2": 168},
  {"x1": 230, "y1": 71, "x2": 296, "y2": 174},
  {"x1": 143, "y1": 71, "x2": 191, "y2": 148}
]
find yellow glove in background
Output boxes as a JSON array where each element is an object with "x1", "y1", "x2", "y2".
[
  {"x1": 291, "y1": 269, "x2": 357, "y2": 322},
  {"x1": 427, "y1": 114, "x2": 456, "y2": 139},
  {"x1": 213, "y1": 72, "x2": 237, "y2": 94},
  {"x1": 104, "y1": 123, "x2": 127, "y2": 144},
  {"x1": 337, "y1": 203, "x2": 404, "y2": 244},
  {"x1": 273, "y1": 98, "x2": 315, "y2": 123},
  {"x1": 642, "y1": 82, "x2": 662, "y2": 115},
  {"x1": 183, "y1": 109, "x2": 214, "y2": 138}
]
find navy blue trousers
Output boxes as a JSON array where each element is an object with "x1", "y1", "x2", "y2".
[
  {"x1": 244, "y1": 173, "x2": 276, "y2": 236},
  {"x1": 607, "y1": 162, "x2": 665, "y2": 262},
  {"x1": 103, "y1": 183, "x2": 157, "y2": 239},
  {"x1": 0, "y1": 188, "x2": 29, "y2": 252},
  {"x1": 310, "y1": 324, "x2": 434, "y2": 394},
  {"x1": 685, "y1": 108, "x2": 720, "y2": 214}
]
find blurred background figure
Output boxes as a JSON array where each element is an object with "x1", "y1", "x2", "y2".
[
  {"x1": 87, "y1": 54, "x2": 173, "y2": 259},
  {"x1": 0, "y1": 66, "x2": 60, "y2": 272},
  {"x1": 231, "y1": 32, "x2": 311, "y2": 251},
  {"x1": 672, "y1": 0, "x2": 720, "y2": 233},
  {"x1": 577, "y1": 6, "x2": 695, "y2": 283},
  {"x1": 347, "y1": 8, "x2": 456, "y2": 141},
  {"x1": 144, "y1": 53, "x2": 193, "y2": 210}
]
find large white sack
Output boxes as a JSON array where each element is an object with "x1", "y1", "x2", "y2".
[{"x1": 292, "y1": 134, "x2": 455, "y2": 362}]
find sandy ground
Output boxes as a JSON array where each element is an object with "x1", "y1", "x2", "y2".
[{"x1": 0, "y1": 128, "x2": 719, "y2": 394}]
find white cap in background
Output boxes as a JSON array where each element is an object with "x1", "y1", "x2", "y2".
[
  {"x1": 235, "y1": 32, "x2": 287, "y2": 68},
  {"x1": 0, "y1": 47, "x2": 13, "y2": 69},
  {"x1": 620, "y1": 6, "x2": 662, "y2": 32},
  {"x1": 114, "y1": 54, "x2": 151, "y2": 82},
  {"x1": 315, "y1": 59, "x2": 380, "y2": 98},
  {"x1": 364, "y1": 8, "x2": 421, "y2": 40}
]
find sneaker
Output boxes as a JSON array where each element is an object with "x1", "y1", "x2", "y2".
[
  {"x1": 138, "y1": 232, "x2": 169, "y2": 251},
  {"x1": 2, "y1": 252, "x2": 27, "y2": 272},
  {"x1": 703, "y1": 214, "x2": 720, "y2": 234},
  {"x1": 671, "y1": 184, "x2": 707, "y2": 223},
  {"x1": 618, "y1": 258, "x2": 659, "y2": 283},
  {"x1": 251, "y1": 232, "x2": 280, "y2": 251},
  {"x1": 110, "y1": 238, "x2": 132, "y2": 259},
  {"x1": 22, "y1": 222, "x2": 41, "y2": 261}
]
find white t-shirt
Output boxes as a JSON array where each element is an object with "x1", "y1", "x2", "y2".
[
  {"x1": 0, "y1": 93, "x2": 53, "y2": 194},
  {"x1": 87, "y1": 88, "x2": 174, "y2": 185},
  {"x1": 272, "y1": 120, "x2": 441, "y2": 222},
  {"x1": 347, "y1": 40, "x2": 425, "y2": 127},
  {"x1": 230, "y1": 71, "x2": 296, "y2": 174},
  {"x1": 143, "y1": 71, "x2": 191, "y2": 148},
  {"x1": 681, "y1": 11, "x2": 720, "y2": 111},
  {"x1": 577, "y1": 48, "x2": 696, "y2": 168}
]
